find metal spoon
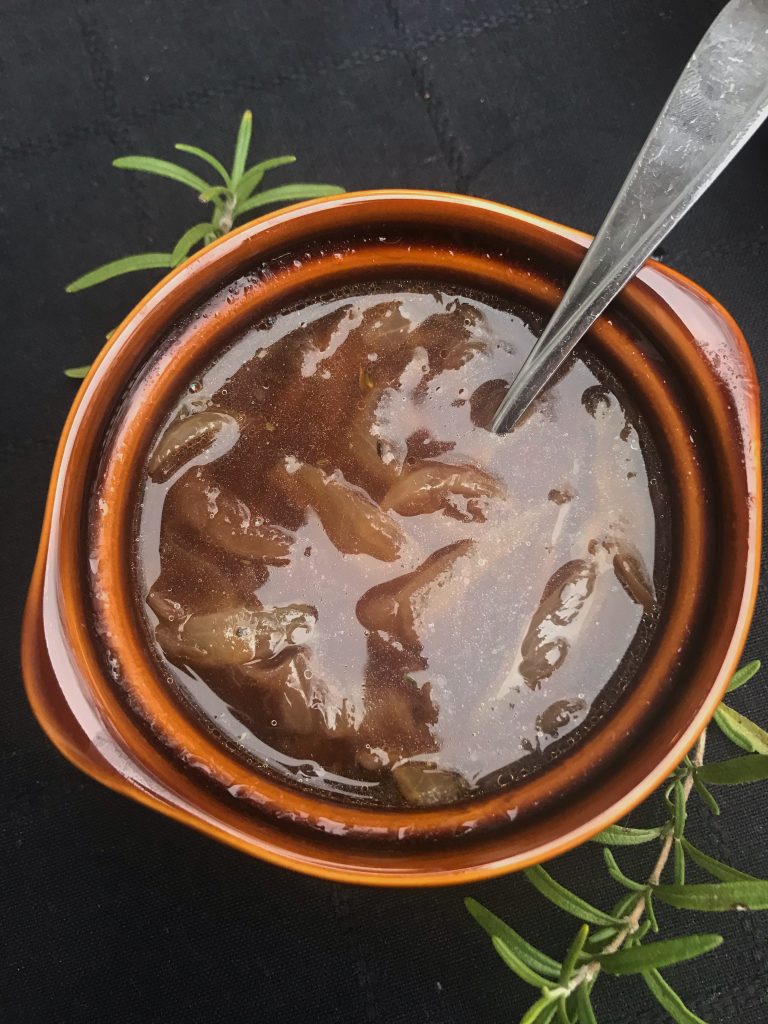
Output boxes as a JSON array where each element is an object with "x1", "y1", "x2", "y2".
[{"x1": 490, "y1": 0, "x2": 768, "y2": 434}]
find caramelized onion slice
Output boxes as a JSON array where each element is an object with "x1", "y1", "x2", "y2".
[
  {"x1": 439, "y1": 337, "x2": 487, "y2": 371},
  {"x1": 148, "y1": 411, "x2": 239, "y2": 483},
  {"x1": 519, "y1": 558, "x2": 598, "y2": 689},
  {"x1": 392, "y1": 761, "x2": 469, "y2": 807},
  {"x1": 238, "y1": 651, "x2": 354, "y2": 738},
  {"x1": 146, "y1": 537, "x2": 243, "y2": 618},
  {"x1": 347, "y1": 387, "x2": 407, "y2": 486},
  {"x1": 170, "y1": 471, "x2": 292, "y2": 559},
  {"x1": 612, "y1": 543, "x2": 656, "y2": 612},
  {"x1": 356, "y1": 540, "x2": 473, "y2": 646},
  {"x1": 146, "y1": 589, "x2": 185, "y2": 622},
  {"x1": 275, "y1": 458, "x2": 405, "y2": 561},
  {"x1": 156, "y1": 603, "x2": 316, "y2": 667},
  {"x1": 381, "y1": 461, "x2": 503, "y2": 517},
  {"x1": 469, "y1": 378, "x2": 509, "y2": 430},
  {"x1": 536, "y1": 698, "x2": 587, "y2": 739}
]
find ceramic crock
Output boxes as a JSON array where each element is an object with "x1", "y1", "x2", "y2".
[{"x1": 22, "y1": 191, "x2": 761, "y2": 886}]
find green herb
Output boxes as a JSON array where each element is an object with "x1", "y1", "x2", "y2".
[
  {"x1": 467, "y1": 660, "x2": 766, "y2": 1023},
  {"x1": 679, "y1": 838, "x2": 758, "y2": 882},
  {"x1": 726, "y1": 659, "x2": 761, "y2": 692},
  {"x1": 713, "y1": 704, "x2": 768, "y2": 753},
  {"x1": 64, "y1": 110, "x2": 344, "y2": 375},
  {"x1": 590, "y1": 824, "x2": 663, "y2": 847}
]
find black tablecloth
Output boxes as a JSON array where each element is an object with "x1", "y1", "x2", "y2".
[{"x1": 2, "y1": 2, "x2": 767, "y2": 1022}]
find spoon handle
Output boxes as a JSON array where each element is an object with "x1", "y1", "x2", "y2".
[{"x1": 491, "y1": 0, "x2": 768, "y2": 433}]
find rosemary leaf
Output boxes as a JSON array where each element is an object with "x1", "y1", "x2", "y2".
[
  {"x1": 602, "y1": 849, "x2": 647, "y2": 892},
  {"x1": 655, "y1": 880, "x2": 768, "y2": 911},
  {"x1": 171, "y1": 222, "x2": 217, "y2": 266},
  {"x1": 642, "y1": 969, "x2": 709, "y2": 1023},
  {"x1": 174, "y1": 143, "x2": 231, "y2": 185},
  {"x1": 559, "y1": 924, "x2": 589, "y2": 984},
  {"x1": 520, "y1": 994, "x2": 559, "y2": 1024},
  {"x1": 236, "y1": 183, "x2": 345, "y2": 217},
  {"x1": 524, "y1": 866, "x2": 623, "y2": 927},
  {"x1": 697, "y1": 754, "x2": 768, "y2": 785},
  {"x1": 65, "y1": 252, "x2": 173, "y2": 293},
  {"x1": 586, "y1": 925, "x2": 617, "y2": 946},
  {"x1": 198, "y1": 184, "x2": 231, "y2": 204},
  {"x1": 713, "y1": 704, "x2": 768, "y2": 754},
  {"x1": 692, "y1": 774, "x2": 720, "y2": 815},
  {"x1": 598, "y1": 934, "x2": 722, "y2": 975},
  {"x1": 555, "y1": 994, "x2": 570, "y2": 1024},
  {"x1": 465, "y1": 899, "x2": 561, "y2": 978},
  {"x1": 726, "y1": 659, "x2": 761, "y2": 692},
  {"x1": 674, "y1": 840, "x2": 686, "y2": 886},
  {"x1": 234, "y1": 155, "x2": 297, "y2": 202},
  {"x1": 230, "y1": 109, "x2": 253, "y2": 186},
  {"x1": 611, "y1": 891, "x2": 639, "y2": 918},
  {"x1": 680, "y1": 839, "x2": 759, "y2": 882},
  {"x1": 113, "y1": 156, "x2": 209, "y2": 193},
  {"x1": 591, "y1": 825, "x2": 663, "y2": 846},
  {"x1": 491, "y1": 936, "x2": 553, "y2": 988},
  {"x1": 575, "y1": 984, "x2": 598, "y2": 1024},
  {"x1": 673, "y1": 779, "x2": 686, "y2": 836},
  {"x1": 645, "y1": 892, "x2": 659, "y2": 933}
]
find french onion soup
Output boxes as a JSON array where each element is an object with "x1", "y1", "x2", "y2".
[{"x1": 119, "y1": 281, "x2": 668, "y2": 808}]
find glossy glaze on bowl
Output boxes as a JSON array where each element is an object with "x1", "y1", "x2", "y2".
[{"x1": 22, "y1": 192, "x2": 761, "y2": 886}]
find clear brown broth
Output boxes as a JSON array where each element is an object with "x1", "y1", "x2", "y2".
[{"x1": 134, "y1": 281, "x2": 668, "y2": 807}]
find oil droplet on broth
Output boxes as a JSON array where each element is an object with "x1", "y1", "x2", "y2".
[{"x1": 124, "y1": 280, "x2": 669, "y2": 809}]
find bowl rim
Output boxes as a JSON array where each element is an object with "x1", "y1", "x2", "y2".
[{"x1": 22, "y1": 188, "x2": 762, "y2": 886}]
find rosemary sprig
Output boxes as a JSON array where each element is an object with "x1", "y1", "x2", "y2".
[
  {"x1": 468, "y1": 659, "x2": 766, "y2": 1024},
  {"x1": 64, "y1": 110, "x2": 344, "y2": 376}
]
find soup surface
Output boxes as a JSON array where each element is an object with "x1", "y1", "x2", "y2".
[{"x1": 132, "y1": 281, "x2": 667, "y2": 807}]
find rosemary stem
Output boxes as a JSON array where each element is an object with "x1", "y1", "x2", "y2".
[
  {"x1": 568, "y1": 730, "x2": 708, "y2": 991},
  {"x1": 216, "y1": 193, "x2": 237, "y2": 234}
]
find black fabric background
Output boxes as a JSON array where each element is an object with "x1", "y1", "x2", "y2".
[{"x1": 2, "y1": 2, "x2": 767, "y2": 1021}]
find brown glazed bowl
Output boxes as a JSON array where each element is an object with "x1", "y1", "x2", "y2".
[{"x1": 22, "y1": 191, "x2": 761, "y2": 887}]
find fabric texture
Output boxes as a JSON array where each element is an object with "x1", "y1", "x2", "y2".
[{"x1": 2, "y1": 1, "x2": 767, "y2": 1021}]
